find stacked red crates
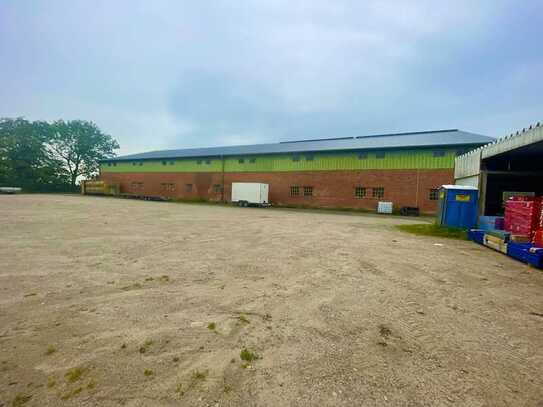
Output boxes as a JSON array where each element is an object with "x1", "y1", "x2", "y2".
[{"x1": 504, "y1": 196, "x2": 542, "y2": 239}]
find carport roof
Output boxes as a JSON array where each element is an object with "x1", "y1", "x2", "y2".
[{"x1": 108, "y1": 129, "x2": 493, "y2": 161}]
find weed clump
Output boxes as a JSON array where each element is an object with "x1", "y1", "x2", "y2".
[
  {"x1": 207, "y1": 322, "x2": 216, "y2": 330},
  {"x1": 144, "y1": 369, "x2": 154, "y2": 377},
  {"x1": 240, "y1": 348, "x2": 259, "y2": 362},
  {"x1": 12, "y1": 394, "x2": 32, "y2": 406},
  {"x1": 238, "y1": 315, "x2": 250, "y2": 324},
  {"x1": 65, "y1": 367, "x2": 85, "y2": 383},
  {"x1": 191, "y1": 370, "x2": 207, "y2": 381},
  {"x1": 45, "y1": 346, "x2": 56, "y2": 356},
  {"x1": 139, "y1": 339, "x2": 154, "y2": 354}
]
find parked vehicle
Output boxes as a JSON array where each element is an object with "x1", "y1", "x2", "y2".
[
  {"x1": 0, "y1": 187, "x2": 22, "y2": 194},
  {"x1": 231, "y1": 182, "x2": 270, "y2": 207}
]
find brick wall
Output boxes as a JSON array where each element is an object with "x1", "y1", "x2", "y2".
[{"x1": 100, "y1": 169, "x2": 453, "y2": 213}]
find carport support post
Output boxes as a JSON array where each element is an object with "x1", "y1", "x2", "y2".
[{"x1": 478, "y1": 170, "x2": 487, "y2": 216}]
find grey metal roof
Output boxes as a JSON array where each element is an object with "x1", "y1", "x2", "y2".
[{"x1": 109, "y1": 129, "x2": 493, "y2": 161}]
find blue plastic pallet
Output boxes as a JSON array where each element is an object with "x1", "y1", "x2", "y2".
[
  {"x1": 468, "y1": 229, "x2": 485, "y2": 245},
  {"x1": 506, "y1": 242, "x2": 543, "y2": 269}
]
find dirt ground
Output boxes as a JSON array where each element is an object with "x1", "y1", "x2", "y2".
[{"x1": 1, "y1": 194, "x2": 542, "y2": 407}]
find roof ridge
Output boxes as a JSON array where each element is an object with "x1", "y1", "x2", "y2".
[{"x1": 356, "y1": 129, "x2": 458, "y2": 139}]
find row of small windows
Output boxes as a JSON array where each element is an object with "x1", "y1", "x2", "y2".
[
  {"x1": 129, "y1": 182, "x2": 438, "y2": 201},
  {"x1": 354, "y1": 187, "x2": 384, "y2": 199},
  {"x1": 290, "y1": 186, "x2": 438, "y2": 201},
  {"x1": 131, "y1": 182, "x2": 223, "y2": 193},
  {"x1": 290, "y1": 186, "x2": 314, "y2": 196},
  {"x1": 105, "y1": 150, "x2": 466, "y2": 167}
]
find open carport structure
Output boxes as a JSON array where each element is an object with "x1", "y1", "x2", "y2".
[{"x1": 455, "y1": 122, "x2": 543, "y2": 216}]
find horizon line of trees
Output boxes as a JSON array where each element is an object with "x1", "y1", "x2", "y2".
[{"x1": 0, "y1": 117, "x2": 119, "y2": 192}]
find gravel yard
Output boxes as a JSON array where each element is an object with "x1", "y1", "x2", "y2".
[{"x1": 1, "y1": 194, "x2": 542, "y2": 406}]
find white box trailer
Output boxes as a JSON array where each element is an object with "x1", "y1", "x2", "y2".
[
  {"x1": 0, "y1": 187, "x2": 22, "y2": 194},
  {"x1": 231, "y1": 182, "x2": 270, "y2": 207}
]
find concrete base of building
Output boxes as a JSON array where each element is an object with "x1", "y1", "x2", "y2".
[{"x1": 100, "y1": 169, "x2": 453, "y2": 214}]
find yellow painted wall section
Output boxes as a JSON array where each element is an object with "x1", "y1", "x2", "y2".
[{"x1": 101, "y1": 149, "x2": 457, "y2": 173}]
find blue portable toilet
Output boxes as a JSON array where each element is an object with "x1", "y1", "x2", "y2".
[{"x1": 436, "y1": 185, "x2": 478, "y2": 229}]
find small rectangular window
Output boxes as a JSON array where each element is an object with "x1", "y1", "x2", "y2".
[
  {"x1": 306, "y1": 155, "x2": 314, "y2": 161},
  {"x1": 372, "y1": 187, "x2": 384, "y2": 199},
  {"x1": 375, "y1": 152, "x2": 385, "y2": 159},
  {"x1": 238, "y1": 158, "x2": 245, "y2": 164},
  {"x1": 429, "y1": 188, "x2": 439, "y2": 200},
  {"x1": 290, "y1": 186, "x2": 300, "y2": 196},
  {"x1": 161, "y1": 183, "x2": 175, "y2": 192},
  {"x1": 185, "y1": 184, "x2": 193, "y2": 193},
  {"x1": 249, "y1": 158, "x2": 256, "y2": 163},
  {"x1": 213, "y1": 184, "x2": 222, "y2": 193},
  {"x1": 292, "y1": 156, "x2": 300, "y2": 162},
  {"x1": 433, "y1": 150, "x2": 445, "y2": 157},
  {"x1": 303, "y1": 186, "x2": 313, "y2": 196},
  {"x1": 358, "y1": 152, "x2": 368, "y2": 160},
  {"x1": 355, "y1": 187, "x2": 366, "y2": 198}
]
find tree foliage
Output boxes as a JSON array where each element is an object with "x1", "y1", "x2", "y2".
[
  {"x1": 49, "y1": 120, "x2": 119, "y2": 187},
  {"x1": 0, "y1": 117, "x2": 119, "y2": 191}
]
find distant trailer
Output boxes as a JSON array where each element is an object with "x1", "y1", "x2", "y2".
[
  {"x1": 231, "y1": 182, "x2": 270, "y2": 207},
  {"x1": 0, "y1": 187, "x2": 22, "y2": 194}
]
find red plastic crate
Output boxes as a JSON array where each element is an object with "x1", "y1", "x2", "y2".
[{"x1": 504, "y1": 196, "x2": 542, "y2": 238}]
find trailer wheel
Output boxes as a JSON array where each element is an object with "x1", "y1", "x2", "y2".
[{"x1": 242, "y1": 201, "x2": 248, "y2": 207}]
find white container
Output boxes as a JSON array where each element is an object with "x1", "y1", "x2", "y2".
[
  {"x1": 0, "y1": 187, "x2": 22, "y2": 194},
  {"x1": 377, "y1": 201, "x2": 393, "y2": 214},
  {"x1": 231, "y1": 182, "x2": 269, "y2": 207}
]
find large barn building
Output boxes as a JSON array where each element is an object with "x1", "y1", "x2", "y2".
[{"x1": 100, "y1": 129, "x2": 493, "y2": 213}]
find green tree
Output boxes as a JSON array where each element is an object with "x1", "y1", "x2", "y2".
[
  {"x1": 49, "y1": 120, "x2": 119, "y2": 187},
  {"x1": 0, "y1": 117, "x2": 66, "y2": 190}
]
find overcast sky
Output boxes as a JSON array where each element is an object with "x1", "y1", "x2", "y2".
[{"x1": 1, "y1": 1, "x2": 542, "y2": 155}]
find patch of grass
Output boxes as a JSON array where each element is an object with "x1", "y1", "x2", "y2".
[
  {"x1": 60, "y1": 387, "x2": 82, "y2": 401},
  {"x1": 223, "y1": 384, "x2": 232, "y2": 393},
  {"x1": 238, "y1": 315, "x2": 250, "y2": 324},
  {"x1": 379, "y1": 325, "x2": 392, "y2": 339},
  {"x1": 47, "y1": 378, "x2": 56, "y2": 388},
  {"x1": 87, "y1": 379, "x2": 96, "y2": 390},
  {"x1": 11, "y1": 394, "x2": 32, "y2": 406},
  {"x1": 144, "y1": 277, "x2": 154, "y2": 281},
  {"x1": 207, "y1": 322, "x2": 216, "y2": 330},
  {"x1": 121, "y1": 282, "x2": 143, "y2": 291},
  {"x1": 173, "y1": 356, "x2": 180, "y2": 362},
  {"x1": 240, "y1": 348, "x2": 259, "y2": 362},
  {"x1": 175, "y1": 383, "x2": 184, "y2": 395},
  {"x1": 191, "y1": 370, "x2": 207, "y2": 381},
  {"x1": 395, "y1": 223, "x2": 467, "y2": 240},
  {"x1": 159, "y1": 275, "x2": 170, "y2": 282},
  {"x1": 144, "y1": 369, "x2": 154, "y2": 377},
  {"x1": 23, "y1": 293, "x2": 37, "y2": 298},
  {"x1": 65, "y1": 367, "x2": 85, "y2": 383},
  {"x1": 45, "y1": 346, "x2": 56, "y2": 355},
  {"x1": 139, "y1": 339, "x2": 153, "y2": 354}
]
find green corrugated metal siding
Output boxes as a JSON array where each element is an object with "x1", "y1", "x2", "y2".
[{"x1": 101, "y1": 149, "x2": 456, "y2": 173}]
